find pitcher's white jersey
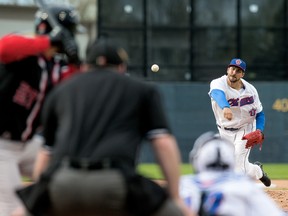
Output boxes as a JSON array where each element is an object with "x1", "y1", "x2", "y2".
[
  {"x1": 180, "y1": 172, "x2": 286, "y2": 216},
  {"x1": 209, "y1": 75, "x2": 263, "y2": 129}
]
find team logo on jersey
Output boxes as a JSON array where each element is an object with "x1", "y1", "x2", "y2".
[
  {"x1": 249, "y1": 108, "x2": 256, "y2": 116},
  {"x1": 228, "y1": 96, "x2": 254, "y2": 107},
  {"x1": 236, "y1": 59, "x2": 242, "y2": 65},
  {"x1": 13, "y1": 81, "x2": 38, "y2": 109},
  {"x1": 228, "y1": 98, "x2": 239, "y2": 107},
  {"x1": 240, "y1": 96, "x2": 254, "y2": 106}
]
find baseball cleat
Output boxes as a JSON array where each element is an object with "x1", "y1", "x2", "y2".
[{"x1": 254, "y1": 161, "x2": 271, "y2": 187}]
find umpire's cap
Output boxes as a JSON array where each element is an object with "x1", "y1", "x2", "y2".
[{"x1": 86, "y1": 40, "x2": 129, "y2": 67}]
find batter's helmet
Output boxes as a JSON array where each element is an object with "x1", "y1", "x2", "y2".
[
  {"x1": 35, "y1": 4, "x2": 80, "y2": 35},
  {"x1": 189, "y1": 131, "x2": 235, "y2": 173}
]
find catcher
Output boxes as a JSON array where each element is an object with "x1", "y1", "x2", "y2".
[
  {"x1": 208, "y1": 58, "x2": 271, "y2": 187},
  {"x1": 180, "y1": 132, "x2": 285, "y2": 216}
]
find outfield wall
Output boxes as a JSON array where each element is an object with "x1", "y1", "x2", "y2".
[{"x1": 140, "y1": 82, "x2": 288, "y2": 163}]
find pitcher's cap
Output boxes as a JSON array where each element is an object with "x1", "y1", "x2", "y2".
[{"x1": 228, "y1": 58, "x2": 246, "y2": 72}]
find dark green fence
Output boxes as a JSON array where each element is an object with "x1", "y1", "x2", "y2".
[{"x1": 140, "y1": 82, "x2": 288, "y2": 163}]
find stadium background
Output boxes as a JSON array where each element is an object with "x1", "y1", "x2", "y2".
[{"x1": 1, "y1": 0, "x2": 288, "y2": 163}]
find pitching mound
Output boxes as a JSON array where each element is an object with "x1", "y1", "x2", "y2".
[{"x1": 263, "y1": 180, "x2": 288, "y2": 211}]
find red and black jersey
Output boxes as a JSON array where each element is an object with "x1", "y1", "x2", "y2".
[{"x1": 0, "y1": 34, "x2": 80, "y2": 141}]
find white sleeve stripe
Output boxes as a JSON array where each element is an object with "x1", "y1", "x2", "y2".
[{"x1": 146, "y1": 129, "x2": 170, "y2": 139}]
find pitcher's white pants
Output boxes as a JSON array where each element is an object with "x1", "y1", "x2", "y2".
[{"x1": 218, "y1": 124, "x2": 263, "y2": 180}]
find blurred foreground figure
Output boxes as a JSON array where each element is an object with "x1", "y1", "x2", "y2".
[
  {"x1": 180, "y1": 131, "x2": 286, "y2": 216},
  {"x1": 0, "y1": 4, "x2": 81, "y2": 216},
  {"x1": 17, "y1": 39, "x2": 195, "y2": 216}
]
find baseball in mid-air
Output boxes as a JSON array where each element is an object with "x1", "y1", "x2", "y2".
[{"x1": 151, "y1": 64, "x2": 159, "y2": 72}]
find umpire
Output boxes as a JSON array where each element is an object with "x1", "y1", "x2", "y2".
[{"x1": 29, "y1": 39, "x2": 193, "y2": 216}]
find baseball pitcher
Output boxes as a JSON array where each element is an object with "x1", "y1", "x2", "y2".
[{"x1": 208, "y1": 58, "x2": 271, "y2": 187}]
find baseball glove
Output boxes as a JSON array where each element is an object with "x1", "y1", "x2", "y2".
[{"x1": 242, "y1": 130, "x2": 264, "y2": 150}]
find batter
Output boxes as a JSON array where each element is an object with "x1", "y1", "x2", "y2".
[{"x1": 0, "y1": 5, "x2": 81, "y2": 215}]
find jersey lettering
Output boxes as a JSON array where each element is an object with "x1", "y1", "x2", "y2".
[
  {"x1": 240, "y1": 96, "x2": 254, "y2": 106},
  {"x1": 249, "y1": 108, "x2": 256, "y2": 116},
  {"x1": 228, "y1": 96, "x2": 254, "y2": 107},
  {"x1": 13, "y1": 81, "x2": 38, "y2": 109},
  {"x1": 184, "y1": 197, "x2": 192, "y2": 207},
  {"x1": 203, "y1": 191, "x2": 223, "y2": 215},
  {"x1": 228, "y1": 98, "x2": 239, "y2": 106}
]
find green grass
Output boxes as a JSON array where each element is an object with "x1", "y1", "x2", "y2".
[
  {"x1": 22, "y1": 163, "x2": 288, "y2": 183},
  {"x1": 137, "y1": 163, "x2": 288, "y2": 180}
]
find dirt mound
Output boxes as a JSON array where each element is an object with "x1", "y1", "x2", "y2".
[{"x1": 264, "y1": 180, "x2": 288, "y2": 211}]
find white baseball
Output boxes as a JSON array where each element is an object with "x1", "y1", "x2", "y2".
[{"x1": 151, "y1": 64, "x2": 159, "y2": 72}]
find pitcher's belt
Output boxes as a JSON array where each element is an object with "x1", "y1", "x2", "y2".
[{"x1": 217, "y1": 124, "x2": 240, "y2": 131}]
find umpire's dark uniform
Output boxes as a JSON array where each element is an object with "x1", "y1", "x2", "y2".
[{"x1": 37, "y1": 41, "x2": 185, "y2": 216}]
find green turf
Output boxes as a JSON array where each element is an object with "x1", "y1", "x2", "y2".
[
  {"x1": 22, "y1": 163, "x2": 288, "y2": 183},
  {"x1": 137, "y1": 163, "x2": 288, "y2": 180}
]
